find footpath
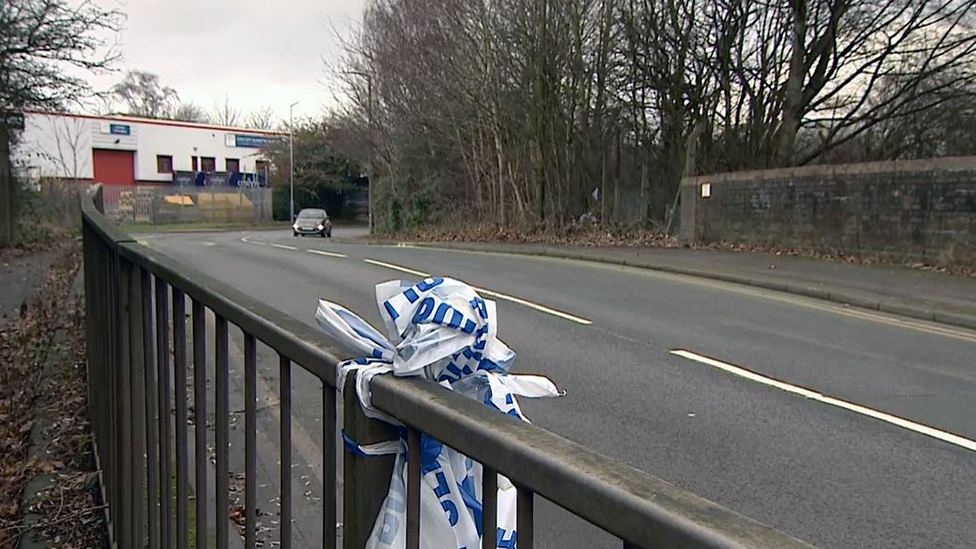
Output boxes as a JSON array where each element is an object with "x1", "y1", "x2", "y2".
[
  {"x1": 0, "y1": 249, "x2": 55, "y2": 322},
  {"x1": 400, "y1": 241, "x2": 976, "y2": 331}
]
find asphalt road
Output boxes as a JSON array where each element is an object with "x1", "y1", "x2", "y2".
[{"x1": 142, "y1": 227, "x2": 976, "y2": 549}]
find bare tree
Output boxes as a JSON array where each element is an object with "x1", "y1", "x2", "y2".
[
  {"x1": 773, "y1": 0, "x2": 976, "y2": 166},
  {"x1": 332, "y1": 0, "x2": 976, "y2": 233},
  {"x1": 114, "y1": 71, "x2": 179, "y2": 119},
  {"x1": 246, "y1": 106, "x2": 276, "y2": 130},
  {"x1": 210, "y1": 93, "x2": 242, "y2": 127},
  {"x1": 0, "y1": 0, "x2": 123, "y2": 108},
  {"x1": 35, "y1": 115, "x2": 90, "y2": 180},
  {"x1": 172, "y1": 102, "x2": 208, "y2": 123},
  {"x1": 0, "y1": 0, "x2": 121, "y2": 246}
]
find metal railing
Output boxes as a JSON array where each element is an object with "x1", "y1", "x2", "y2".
[{"x1": 81, "y1": 183, "x2": 815, "y2": 549}]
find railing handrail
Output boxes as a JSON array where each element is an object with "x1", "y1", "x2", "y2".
[{"x1": 82, "y1": 183, "x2": 815, "y2": 548}]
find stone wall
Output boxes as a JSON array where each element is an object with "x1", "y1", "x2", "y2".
[{"x1": 679, "y1": 157, "x2": 976, "y2": 265}]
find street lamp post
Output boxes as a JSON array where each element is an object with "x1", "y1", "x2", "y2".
[{"x1": 289, "y1": 101, "x2": 299, "y2": 222}]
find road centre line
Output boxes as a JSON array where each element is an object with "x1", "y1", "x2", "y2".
[
  {"x1": 362, "y1": 258, "x2": 593, "y2": 325},
  {"x1": 362, "y1": 258, "x2": 429, "y2": 277},
  {"x1": 474, "y1": 287, "x2": 592, "y2": 325},
  {"x1": 242, "y1": 236, "x2": 347, "y2": 258},
  {"x1": 241, "y1": 236, "x2": 267, "y2": 246},
  {"x1": 307, "y1": 249, "x2": 347, "y2": 258},
  {"x1": 671, "y1": 349, "x2": 976, "y2": 453}
]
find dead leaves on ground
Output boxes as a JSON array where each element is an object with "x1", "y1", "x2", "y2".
[
  {"x1": 403, "y1": 221, "x2": 681, "y2": 248},
  {"x1": 0, "y1": 243, "x2": 102, "y2": 548}
]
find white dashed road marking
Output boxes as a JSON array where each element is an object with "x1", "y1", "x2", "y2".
[
  {"x1": 362, "y1": 258, "x2": 429, "y2": 277},
  {"x1": 671, "y1": 349, "x2": 976, "y2": 453},
  {"x1": 307, "y1": 249, "x2": 347, "y2": 258},
  {"x1": 362, "y1": 258, "x2": 593, "y2": 325}
]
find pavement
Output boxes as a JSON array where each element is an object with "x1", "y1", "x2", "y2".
[
  {"x1": 138, "y1": 227, "x2": 976, "y2": 549},
  {"x1": 0, "y1": 248, "x2": 56, "y2": 324}
]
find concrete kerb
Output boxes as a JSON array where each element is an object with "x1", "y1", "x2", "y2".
[{"x1": 392, "y1": 240, "x2": 976, "y2": 332}]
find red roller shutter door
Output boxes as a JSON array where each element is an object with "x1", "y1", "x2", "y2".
[{"x1": 93, "y1": 149, "x2": 135, "y2": 185}]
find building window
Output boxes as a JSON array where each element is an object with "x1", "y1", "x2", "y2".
[
  {"x1": 157, "y1": 155, "x2": 173, "y2": 174},
  {"x1": 225, "y1": 158, "x2": 240, "y2": 173},
  {"x1": 200, "y1": 157, "x2": 216, "y2": 173},
  {"x1": 191, "y1": 156, "x2": 198, "y2": 171}
]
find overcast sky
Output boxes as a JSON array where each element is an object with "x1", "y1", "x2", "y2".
[{"x1": 90, "y1": 0, "x2": 367, "y2": 123}]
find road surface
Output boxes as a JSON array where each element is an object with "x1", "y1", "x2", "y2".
[{"x1": 143, "y1": 227, "x2": 976, "y2": 549}]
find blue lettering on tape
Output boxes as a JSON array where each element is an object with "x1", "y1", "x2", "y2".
[
  {"x1": 416, "y1": 277, "x2": 444, "y2": 291},
  {"x1": 496, "y1": 528, "x2": 516, "y2": 549},
  {"x1": 433, "y1": 471, "x2": 451, "y2": 497},
  {"x1": 447, "y1": 309, "x2": 463, "y2": 329},
  {"x1": 441, "y1": 500, "x2": 459, "y2": 526},
  {"x1": 412, "y1": 297, "x2": 435, "y2": 323},
  {"x1": 432, "y1": 303, "x2": 449, "y2": 324},
  {"x1": 384, "y1": 301, "x2": 399, "y2": 321}
]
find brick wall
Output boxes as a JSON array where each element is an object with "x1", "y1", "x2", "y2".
[{"x1": 680, "y1": 157, "x2": 976, "y2": 265}]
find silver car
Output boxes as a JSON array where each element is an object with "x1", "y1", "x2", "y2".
[{"x1": 293, "y1": 208, "x2": 333, "y2": 237}]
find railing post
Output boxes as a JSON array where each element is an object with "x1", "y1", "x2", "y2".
[
  {"x1": 107, "y1": 239, "x2": 122, "y2": 547},
  {"x1": 117, "y1": 256, "x2": 134, "y2": 549},
  {"x1": 142, "y1": 269, "x2": 159, "y2": 549},
  {"x1": 342, "y1": 371, "x2": 397, "y2": 549},
  {"x1": 129, "y1": 259, "x2": 148, "y2": 548},
  {"x1": 280, "y1": 357, "x2": 292, "y2": 549},
  {"x1": 322, "y1": 374, "x2": 337, "y2": 549},
  {"x1": 93, "y1": 183, "x2": 105, "y2": 214},
  {"x1": 155, "y1": 279, "x2": 172, "y2": 549},
  {"x1": 215, "y1": 314, "x2": 230, "y2": 549},
  {"x1": 173, "y1": 288, "x2": 189, "y2": 549},
  {"x1": 192, "y1": 300, "x2": 208, "y2": 549}
]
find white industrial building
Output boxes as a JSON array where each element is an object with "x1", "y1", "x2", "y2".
[{"x1": 12, "y1": 110, "x2": 285, "y2": 186}]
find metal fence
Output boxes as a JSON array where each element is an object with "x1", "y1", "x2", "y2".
[
  {"x1": 81, "y1": 183, "x2": 814, "y2": 549},
  {"x1": 99, "y1": 183, "x2": 272, "y2": 225}
]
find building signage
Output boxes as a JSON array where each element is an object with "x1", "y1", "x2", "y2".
[
  {"x1": 233, "y1": 134, "x2": 279, "y2": 148},
  {"x1": 109, "y1": 123, "x2": 131, "y2": 135}
]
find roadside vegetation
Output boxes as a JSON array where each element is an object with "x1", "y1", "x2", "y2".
[
  {"x1": 6, "y1": 182, "x2": 82, "y2": 249},
  {"x1": 324, "y1": 0, "x2": 976, "y2": 234}
]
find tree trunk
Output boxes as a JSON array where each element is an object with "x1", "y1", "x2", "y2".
[
  {"x1": 639, "y1": 144, "x2": 650, "y2": 224},
  {"x1": 492, "y1": 112, "x2": 506, "y2": 226},
  {"x1": 535, "y1": 146, "x2": 546, "y2": 222},
  {"x1": 774, "y1": 0, "x2": 807, "y2": 167},
  {"x1": 613, "y1": 127, "x2": 621, "y2": 222},
  {"x1": 0, "y1": 125, "x2": 12, "y2": 247}
]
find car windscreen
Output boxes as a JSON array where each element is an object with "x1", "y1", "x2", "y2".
[{"x1": 297, "y1": 210, "x2": 326, "y2": 219}]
